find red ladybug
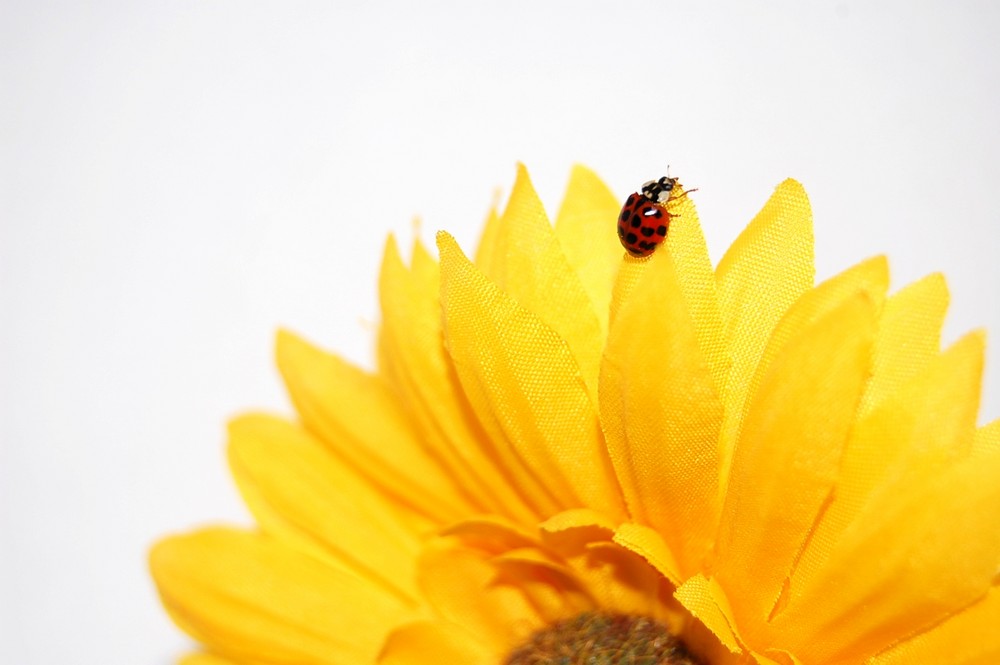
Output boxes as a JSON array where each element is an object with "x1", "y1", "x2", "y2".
[{"x1": 617, "y1": 175, "x2": 685, "y2": 257}]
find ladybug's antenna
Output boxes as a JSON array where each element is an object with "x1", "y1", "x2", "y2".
[{"x1": 666, "y1": 164, "x2": 672, "y2": 177}]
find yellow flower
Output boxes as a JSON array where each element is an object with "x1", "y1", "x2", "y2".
[{"x1": 151, "y1": 165, "x2": 1000, "y2": 665}]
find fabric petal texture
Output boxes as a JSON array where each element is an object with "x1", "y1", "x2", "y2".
[{"x1": 152, "y1": 166, "x2": 998, "y2": 665}]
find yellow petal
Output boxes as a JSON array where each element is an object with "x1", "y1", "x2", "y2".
[
  {"x1": 724, "y1": 256, "x2": 888, "y2": 477},
  {"x1": 150, "y1": 528, "x2": 416, "y2": 665},
  {"x1": 275, "y1": 328, "x2": 468, "y2": 524},
  {"x1": 492, "y1": 549, "x2": 594, "y2": 621},
  {"x1": 568, "y1": 542, "x2": 673, "y2": 620},
  {"x1": 379, "y1": 237, "x2": 487, "y2": 500},
  {"x1": 441, "y1": 515, "x2": 541, "y2": 553},
  {"x1": 775, "y1": 445, "x2": 1000, "y2": 662},
  {"x1": 754, "y1": 650, "x2": 800, "y2": 665},
  {"x1": 607, "y1": 252, "x2": 648, "y2": 330},
  {"x1": 378, "y1": 236, "x2": 537, "y2": 522},
  {"x1": 870, "y1": 587, "x2": 1000, "y2": 664},
  {"x1": 674, "y1": 574, "x2": 744, "y2": 655},
  {"x1": 749, "y1": 652, "x2": 783, "y2": 665},
  {"x1": 790, "y1": 331, "x2": 985, "y2": 596},
  {"x1": 477, "y1": 164, "x2": 605, "y2": 397},
  {"x1": 379, "y1": 621, "x2": 495, "y2": 665},
  {"x1": 539, "y1": 508, "x2": 617, "y2": 552},
  {"x1": 682, "y1": 619, "x2": 747, "y2": 665},
  {"x1": 714, "y1": 179, "x2": 815, "y2": 486},
  {"x1": 973, "y1": 417, "x2": 1000, "y2": 457},
  {"x1": 662, "y1": 183, "x2": 730, "y2": 395},
  {"x1": 440, "y1": 518, "x2": 596, "y2": 624},
  {"x1": 417, "y1": 537, "x2": 544, "y2": 653},
  {"x1": 859, "y1": 272, "x2": 949, "y2": 417},
  {"x1": 553, "y1": 164, "x2": 623, "y2": 337},
  {"x1": 753, "y1": 256, "x2": 886, "y2": 376},
  {"x1": 537, "y1": 513, "x2": 681, "y2": 625},
  {"x1": 379, "y1": 236, "x2": 500, "y2": 512},
  {"x1": 178, "y1": 653, "x2": 239, "y2": 665},
  {"x1": 473, "y1": 196, "x2": 503, "y2": 275},
  {"x1": 600, "y1": 247, "x2": 723, "y2": 577},
  {"x1": 613, "y1": 522, "x2": 683, "y2": 586},
  {"x1": 714, "y1": 288, "x2": 878, "y2": 635},
  {"x1": 227, "y1": 413, "x2": 420, "y2": 603},
  {"x1": 438, "y1": 231, "x2": 626, "y2": 520},
  {"x1": 539, "y1": 508, "x2": 615, "y2": 536}
]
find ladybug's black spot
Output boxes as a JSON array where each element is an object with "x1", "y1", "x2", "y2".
[
  {"x1": 625, "y1": 232, "x2": 638, "y2": 244},
  {"x1": 630, "y1": 214, "x2": 642, "y2": 228},
  {"x1": 617, "y1": 225, "x2": 625, "y2": 238},
  {"x1": 657, "y1": 225, "x2": 667, "y2": 236},
  {"x1": 641, "y1": 226, "x2": 655, "y2": 237},
  {"x1": 627, "y1": 194, "x2": 637, "y2": 205},
  {"x1": 652, "y1": 209, "x2": 663, "y2": 218},
  {"x1": 620, "y1": 209, "x2": 629, "y2": 222}
]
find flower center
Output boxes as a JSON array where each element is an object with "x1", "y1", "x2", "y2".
[{"x1": 504, "y1": 611, "x2": 704, "y2": 665}]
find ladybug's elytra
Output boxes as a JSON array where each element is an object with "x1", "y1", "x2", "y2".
[{"x1": 617, "y1": 175, "x2": 688, "y2": 257}]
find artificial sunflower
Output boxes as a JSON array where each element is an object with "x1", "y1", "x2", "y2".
[{"x1": 151, "y1": 165, "x2": 1000, "y2": 665}]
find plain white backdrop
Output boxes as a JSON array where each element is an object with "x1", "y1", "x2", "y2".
[{"x1": 2, "y1": 2, "x2": 998, "y2": 663}]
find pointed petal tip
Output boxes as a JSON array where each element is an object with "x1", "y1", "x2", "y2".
[
  {"x1": 868, "y1": 254, "x2": 889, "y2": 271},
  {"x1": 148, "y1": 527, "x2": 223, "y2": 578},
  {"x1": 561, "y1": 163, "x2": 616, "y2": 202},
  {"x1": 858, "y1": 254, "x2": 890, "y2": 291},
  {"x1": 511, "y1": 163, "x2": 539, "y2": 199},
  {"x1": 411, "y1": 234, "x2": 434, "y2": 262},
  {"x1": 918, "y1": 271, "x2": 951, "y2": 307},
  {"x1": 770, "y1": 178, "x2": 812, "y2": 216},
  {"x1": 568, "y1": 162, "x2": 600, "y2": 180},
  {"x1": 435, "y1": 230, "x2": 458, "y2": 253},
  {"x1": 777, "y1": 177, "x2": 806, "y2": 193},
  {"x1": 274, "y1": 327, "x2": 300, "y2": 364},
  {"x1": 226, "y1": 411, "x2": 274, "y2": 436},
  {"x1": 958, "y1": 327, "x2": 988, "y2": 351},
  {"x1": 437, "y1": 232, "x2": 476, "y2": 272},
  {"x1": 274, "y1": 327, "x2": 311, "y2": 367},
  {"x1": 148, "y1": 535, "x2": 169, "y2": 571},
  {"x1": 383, "y1": 231, "x2": 402, "y2": 258},
  {"x1": 225, "y1": 413, "x2": 299, "y2": 464},
  {"x1": 379, "y1": 234, "x2": 414, "y2": 286}
]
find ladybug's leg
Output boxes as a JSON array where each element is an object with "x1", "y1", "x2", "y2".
[
  {"x1": 671, "y1": 187, "x2": 699, "y2": 203},
  {"x1": 664, "y1": 188, "x2": 698, "y2": 218}
]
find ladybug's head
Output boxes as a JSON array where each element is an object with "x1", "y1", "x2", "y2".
[{"x1": 640, "y1": 176, "x2": 679, "y2": 205}]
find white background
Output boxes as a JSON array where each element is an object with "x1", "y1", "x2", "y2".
[{"x1": 2, "y1": 2, "x2": 998, "y2": 663}]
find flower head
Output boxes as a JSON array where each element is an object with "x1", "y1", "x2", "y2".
[{"x1": 151, "y1": 165, "x2": 1000, "y2": 665}]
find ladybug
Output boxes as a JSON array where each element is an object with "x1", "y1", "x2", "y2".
[{"x1": 617, "y1": 175, "x2": 684, "y2": 257}]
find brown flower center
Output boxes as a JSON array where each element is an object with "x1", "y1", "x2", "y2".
[{"x1": 504, "y1": 611, "x2": 704, "y2": 665}]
